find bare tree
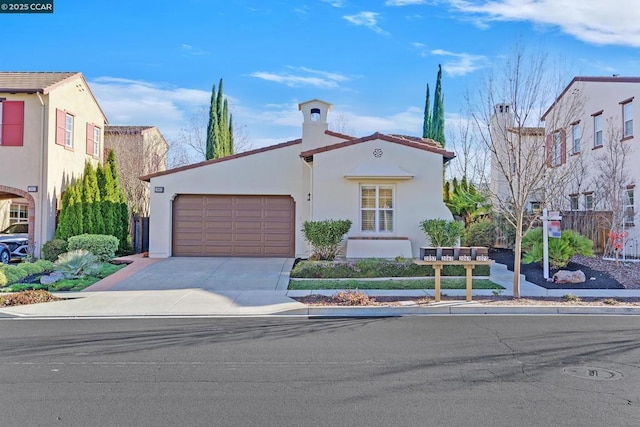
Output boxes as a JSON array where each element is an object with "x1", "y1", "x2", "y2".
[
  {"x1": 446, "y1": 113, "x2": 490, "y2": 186},
  {"x1": 467, "y1": 44, "x2": 583, "y2": 297},
  {"x1": 105, "y1": 127, "x2": 168, "y2": 217},
  {"x1": 329, "y1": 112, "x2": 355, "y2": 136},
  {"x1": 170, "y1": 104, "x2": 253, "y2": 168},
  {"x1": 590, "y1": 118, "x2": 635, "y2": 261}
]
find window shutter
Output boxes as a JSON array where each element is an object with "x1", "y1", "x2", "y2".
[
  {"x1": 1, "y1": 101, "x2": 25, "y2": 146},
  {"x1": 545, "y1": 134, "x2": 552, "y2": 166},
  {"x1": 56, "y1": 109, "x2": 66, "y2": 146},
  {"x1": 560, "y1": 129, "x2": 567, "y2": 165},
  {"x1": 86, "y1": 123, "x2": 94, "y2": 155}
]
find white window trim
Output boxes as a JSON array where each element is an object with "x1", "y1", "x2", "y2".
[
  {"x1": 625, "y1": 188, "x2": 635, "y2": 224},
  {"x1": 594, "y1": 114, "x2": 603, "y2": 147},
  {"x1": 9, "y1": 203, "x2": 28, "y2": 224},
  {"x1": 572, "y1": 123, "x2": 581, "y2": 154},
  {"x1": 623, "y1": 101, "x2": 633, "y2": 138},
  {"x1": 93, "y1": 126, "x2": 100, "y2": 157},
  {"x1": 65, "y1": 113, "x2": 74, "y2": 148},
  {"x1": 585, "y1": 193, "x2": 594, "y2": 211},
  {"x1": 360, "y1": 184, "x2": 395, "y2": 234},
  {"x1": 569, "y1": 195, "x2": 579, "y2": 211}
]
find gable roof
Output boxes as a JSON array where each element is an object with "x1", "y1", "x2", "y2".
[
  {"x1": 140, "y1": 138, "x2": 302, "y2": 182},
  {"x1": 0, "y1": 72, "x2": 108, "y2": 123},
  {"x1": 105, "y1": 126, "x2": 155, "y2": 134},
  {"x1": 300, "y1": 132, "x2": 455, "y2": 161},
  {"x1": 541, "y1": 76, "x2": 640, "y2": 120}
]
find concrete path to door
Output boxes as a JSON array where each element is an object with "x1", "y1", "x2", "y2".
[{"x1": 102, "y1": 257, "x2": 295, "y2": 292}]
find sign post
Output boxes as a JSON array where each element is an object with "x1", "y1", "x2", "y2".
[{"x1": 541, "y1": 208, "x2": 562, "y2": 279}]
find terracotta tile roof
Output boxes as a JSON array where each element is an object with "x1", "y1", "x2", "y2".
[
  {"x1": 105, "y1": 126, "x2": 155, "y2": 134},
  {"x1": 325, "y1": 130, "x2": 357, "y2": 140},
  {"x1": 0, "y1": 72, "x2": 80, "y2": 93},
  {"x1": 507, "y1": 127, "x2": 544, "y2": 136},
  {"x1": 541, "y1": 75, "x2": 640, "y2": 120},
  {"x1": 140, "y1": 138, "x2": 302, "y2": 181},
  {"x1": 300, "y1": 132, "x2": 455, "y2": 161}
]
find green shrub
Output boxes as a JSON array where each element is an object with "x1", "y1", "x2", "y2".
[
  {"x1": 55, "y1": 250, "x2": 101, "y2": 279},
  {"x1": 522, "y1": 228, "x2": 594, "y2": 269},
  {"x1": 420, "y1": 219, "x2": 464, "y2": 247},
  {"x1": 464, "y1": 220, "x2": 496, "y2": 248},
  {"x1": 42, "y1": 239, "x2": 69, "y2": 262},
  {"x1": 290, "y1": 259, "x2": 490, "y2": 278},
  {"x1": 16, "y1": 261, "x2": 45, "y2": 276},
  {"x1": 34, "y1": 259, "x2": 55, "y2": 272},
  {"x1": 0, "y1": 264, "x2": 28, "y2": 286},
  {"x1": 302, "y1": 219, "x2": 352, "y2": 261},
  {"x1": 68, "y1": 234, "x2": 119, "y2": 262},
  {"x1": 0, "y1": 270, "x2": 6, "y2": 287}
]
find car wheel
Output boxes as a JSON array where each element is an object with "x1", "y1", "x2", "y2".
[{"x1": 0, "y1": 247, "x2": 9, "y2": 264}]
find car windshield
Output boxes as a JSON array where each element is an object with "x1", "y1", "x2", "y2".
[{"x1": 1, "y1": 223, "x2": 28, "y2": 234}]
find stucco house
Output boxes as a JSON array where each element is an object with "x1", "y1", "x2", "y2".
[
  {"x1": 143, "y1": 99, "x2": 454, "y2": 259},
  {"x1": 0, "y1": 72, "x2": 107, "y2": 256},
  {"x1": 541, "y1": 76, "x2": 639, "y2": 257}
]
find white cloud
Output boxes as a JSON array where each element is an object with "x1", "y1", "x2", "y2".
[
  {"x1": 343, "y1": 11, "x2": 389, "y2": 35},
  {"x1": 90, "y1": 77, "x2": 210, "y2": 142},
  {"x1": 447, "y1": 0, "x2": 640, "y2": 47},
  {"x1": 431, "y1": 49, "x2": 487, "y2": 76},
  {"x1": 385, "y1": 0, "x2": 427, "y2": 5},
  {"x1": 249, "y1": 67, "x2": 350, "y2": 88},
  {"x1": 180, "y1": 43, "x2": 209, "y2": 56},
  {"x1": 321, "y1": 0, "x2": 346, "y2": 7}
]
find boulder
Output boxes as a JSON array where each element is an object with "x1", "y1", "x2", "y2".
[
  {"x1": 40, "y1": 271, "x2": 65, "y2": 285},
  {"x1": 553, "y1": 269, "x2": 586, "y2": 284}
]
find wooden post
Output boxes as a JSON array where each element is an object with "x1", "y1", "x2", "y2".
[
  {"x1": 464, "y1": 264, "x2": 474, "y2": 301},
  {"x1": 433, "y1": 263, "x2": 442, "y2": 302}
]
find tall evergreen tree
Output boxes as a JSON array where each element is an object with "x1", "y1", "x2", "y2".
[
  {"x1": 82, "y1": 162, "x2": 105, "y2": 234},
  {"x1": 97, "y1": 163, "x2": 116, "y2": 236},
  {"x1": 422, "y1": 84, "x2": 431, "y2": 139},
  {"x1": 431, "y1": 64, "x2": 446, "y2": 146},
  {"x1": 205, "y1": 78, "x2": 234, "y2": 160}
]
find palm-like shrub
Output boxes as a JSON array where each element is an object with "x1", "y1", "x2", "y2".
[
  {"x1": 420, "y1": 219, "x2": 464, "y2": 246},
  {"x1": 522, "y1": 228, "x2": 594, "y2": 269},
  {"x1": 54, "y1": 250, "x2": 101, "y2": 279}
]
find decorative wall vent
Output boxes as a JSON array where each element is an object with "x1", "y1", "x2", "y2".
[{"x1": 373, "y1": 148, "x2": 383, "y2": 158}]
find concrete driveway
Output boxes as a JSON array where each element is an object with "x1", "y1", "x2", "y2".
[{"x1": 104, "y1": 257, "x2": 295, "y2": 292}]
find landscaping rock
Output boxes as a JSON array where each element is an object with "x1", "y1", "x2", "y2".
[
  {"x1": 40, "y1": 271, "x2": 64, "y2": 285},
  {"x1": 553, "y1": 270, "x2": 586, "y2": 284}
]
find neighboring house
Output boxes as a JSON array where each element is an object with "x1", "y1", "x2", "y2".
[
  {"x1": 104, "y1": 125, "x2": 168, "y2": 217},
  {"x1": 541, "y1": 76, "x2": 640, "y2": 257},
  {"x1": 0, "y1": 72, "x2": 107, "y2": 256},
  {"x1": 142, "y1": 99, "x2": 455, "y2": 259}
]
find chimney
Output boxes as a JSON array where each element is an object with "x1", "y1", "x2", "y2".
[{"x1": 298, "y1": 99, "x2": 332, "y2": 151}]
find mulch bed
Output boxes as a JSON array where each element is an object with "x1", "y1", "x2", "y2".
[{"x1": 490, "y1": 249, "x2": 624, "y2": 289}]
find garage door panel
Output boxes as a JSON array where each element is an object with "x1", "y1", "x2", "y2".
[{"x1": 173, "y1": 195, "x2": 294, "y2": 257}]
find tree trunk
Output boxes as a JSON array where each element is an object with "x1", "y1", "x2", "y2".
[{"x1": 512, "y1": 217, "x2": 523, "y2": 298}]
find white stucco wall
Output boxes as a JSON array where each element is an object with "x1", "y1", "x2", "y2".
[
  {"x1": 311, "y1": 138, "x2": 453, "y2": 257},
  {"x1": 147, "y1": 142, "x2": 310, "y2": 258}
]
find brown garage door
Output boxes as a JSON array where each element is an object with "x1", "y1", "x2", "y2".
[{"x1": 172, "y1": 195, "x2": 295, "y2": 257}]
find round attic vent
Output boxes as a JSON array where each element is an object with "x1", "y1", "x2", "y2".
[{"x1": 373, "y1": 148, "x2": 383, "y2": 158}]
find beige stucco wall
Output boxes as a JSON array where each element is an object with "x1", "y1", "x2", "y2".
[
  {"x1": 0, "y1": 75, "x2": 106, "y2": 256},
  {"x1": 0, "y1": 200, "x2": 9, "y2": 230},
  {"x1": 546, "y1": 79, "x2": 640, "y2": 252},
  {"x1": 148, "y1": 143, "x2": 309, "y2": 258},
  {"x1": 311, "y1": 139, "x2": 453, "y2": 256}
]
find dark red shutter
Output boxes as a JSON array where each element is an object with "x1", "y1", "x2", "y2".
[
  {"x1": 1, "y1": 101, "x2": 25, "y2": 146},
  {"x1": 545, "y1": 134, "x2": 552, "y2": 166},
  {"x1": 86, "y1": 123, "x2": 94, "y2": 155},
  {"x1": 560, "y1": 130, "x2": 567, "y2": 165},
  {"x1": 56, "y1": 109, "x2": 66, "y2": 146}
]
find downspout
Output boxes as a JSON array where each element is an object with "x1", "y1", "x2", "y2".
[
  {"x1": 301, "y1": 157, "x2": 313, "y2": 219},
  {"x1": 36, "y1": 92, "x2": 46, "y2": 257}
]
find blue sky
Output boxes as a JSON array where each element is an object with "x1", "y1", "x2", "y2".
[{"x1": 2, "y1": 0, "x2": 640, "y2": 154}]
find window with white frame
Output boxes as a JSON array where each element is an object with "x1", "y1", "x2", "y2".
[
  {"x1": 530, "y1": 201, "x2": 542, "y2": 213},
  {"x1": 65, "y1": 113, "x2": 74, "y2": 147},
  {"x1": 93, "y1": 126, "x2": 100, "y2": 157},
  {"x1": 572, "y1": 122, "x2": 581, "y2": 154},
  {"x1": 360, "y1": 185, "x2": 394, "y2": 233},
  {"x1": 593, "y1": 113, "x2": 603, "y2": 147},
  {"x1": 625, "y1": 187, "x2": 635, "y2": 224},
  {"x1": 552, "y1": 131, "x2": 562, "y2": 166},
  {"x1": 570, "y1": 195, "x2": 579, "y2": 211},
  {"x1": 585, "y1": 193, "x2": 594, "y2": 210},
  {"x1": 9, "y1": 203, "x2": 28, "y2": 224},
  {"x1": 623, "y1": 100, "x2": 633, "y2": 138}
]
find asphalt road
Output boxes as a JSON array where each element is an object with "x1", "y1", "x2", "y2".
[{"x1": 0, "y1": 316, "x2": 638, "y2": 427}]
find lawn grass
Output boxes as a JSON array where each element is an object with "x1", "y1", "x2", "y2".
[
  {"x1": 3, "y1": 262, "x2": 126, "y2": 293},
  {"x1": 289, "y1": 278, "x2": 502, "y2": 290}
]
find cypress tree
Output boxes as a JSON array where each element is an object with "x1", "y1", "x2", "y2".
[
  {"x1": 205, "y1": 78, "x2": 234, "y2": 160},
  {"x1": 422, "y1": 84, "x2": 431, "y2": 139},
  {"x1": 55, "y1": 186, "x2": 72, "y2": 240},
  {"x1": 97, "y1": 163, "x2": 117, "y2": 237},
  {"x1": 431, "y1": 64, "x2": 446, "y2": 146},
  {"x1": 82, "y1": 162, "x2": 104, "y2": 234},
  {"x1": 68, "y1": 182, "x2": 84, "y2": 237}
]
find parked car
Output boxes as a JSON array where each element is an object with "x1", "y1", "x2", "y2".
[{"x1": 0, "y1": 223, "x2": 29, "y2": 264}]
